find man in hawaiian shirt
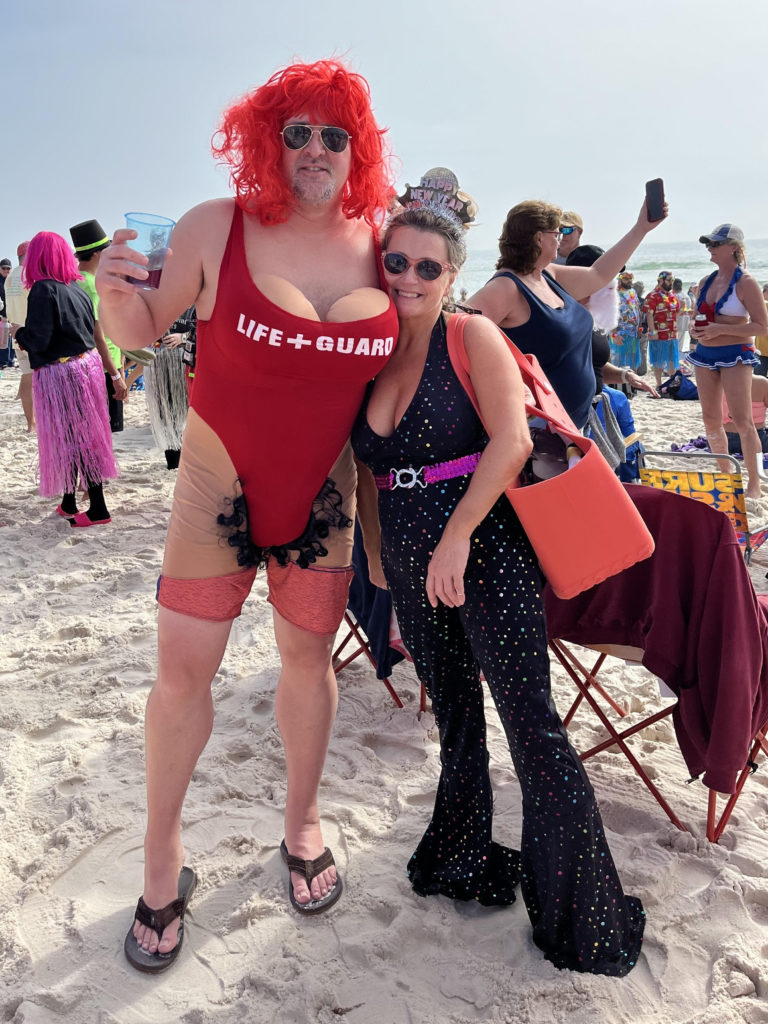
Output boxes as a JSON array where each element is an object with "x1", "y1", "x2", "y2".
[{"x1": 645, "y1": 270, "x2": 681, "y2": 386}]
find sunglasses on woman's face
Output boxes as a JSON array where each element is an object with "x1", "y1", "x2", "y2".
[
  {"x1": 279, "y1": 124, "x2": 351, "y2": 153},
  {"x1": 383, "y1": 251, "x2": 453, "y2": 281},
  {"x1": 705, "y1": 240, "x2": 728, "y2": 249},
  {"x1": 559, "y1": 225, "x2": 577, "y2": 235}
]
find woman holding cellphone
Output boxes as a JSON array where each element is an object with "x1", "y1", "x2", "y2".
[{"x1": 468, "y1": 195, "x2": 667, "y2": 430}]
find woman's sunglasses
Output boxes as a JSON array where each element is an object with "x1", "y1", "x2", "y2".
[
  {"x1": 279, "y1": 124, "x2": 351, "y2": 154},
  {"x1": 704, "y1": 240, "x2": 728, "y2": 249},
  {"x1": 559, "y1": 225, "x2": 577, "y2": 235},
  {"x1": 383, "y1": 251, "x2": 454, "y2": 281}
]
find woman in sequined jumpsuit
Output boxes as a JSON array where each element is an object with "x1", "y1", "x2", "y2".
[{"x1": 352, "y1": 203, "x2": 645, "y2": 976}]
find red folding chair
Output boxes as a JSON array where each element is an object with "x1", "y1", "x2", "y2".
[
  {"x1": 544, "y1": 483, "x2": 768, "y2": 843},
  {"x1": 708, "y1": 718, "x2": 768, "y2": 842},
  {"x1": 551, "y1": 639, "x2": 687, "y2": 834},
  {"x1": 550, "y1": 637, "x2": 768, "y2": 842},
  {"x1": 333, "y1": 610, "x2": 406, "y2": 709},
  {"x1": 333, "y1": 610, "x2": 428, "y2": 713}
]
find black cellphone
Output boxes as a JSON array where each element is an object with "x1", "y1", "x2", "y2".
[{"x1": 645, "y1": 178, "x2": 665, "y2": 222}]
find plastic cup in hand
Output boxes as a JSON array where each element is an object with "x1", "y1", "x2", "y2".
[{"x1": 124, "y1": 212, "x2": 176, "y2": 289}]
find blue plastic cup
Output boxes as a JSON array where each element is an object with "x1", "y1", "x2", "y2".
[{"x1": 124, "y1": 212, "x2": 176, "y2": 289}]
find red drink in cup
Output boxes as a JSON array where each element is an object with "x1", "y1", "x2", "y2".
[{"x1": 124, "y1": 212, "x2": 176, "y2": 290}]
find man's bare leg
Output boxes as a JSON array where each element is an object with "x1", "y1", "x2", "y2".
[
  {"x1": 273, "y1": 609, "x2": 339, "y2": 905},
  {"x1": 133, "y1": 606, "x2": 233, "y2": 955}
]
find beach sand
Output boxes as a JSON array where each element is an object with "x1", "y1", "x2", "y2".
[{"x1": 1, "y1": 367, "x2": 768, "y2": 1024}]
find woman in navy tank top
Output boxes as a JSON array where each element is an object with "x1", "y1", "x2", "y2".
[{"x1": 468, "y1": 196, "x2": 666, "y2": 430}]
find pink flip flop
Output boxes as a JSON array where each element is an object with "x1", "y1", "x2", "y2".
[
  {"x1": 69, "y1": 512, "x2": 112, "y2": 528},
  {"x1": 56, "y1": 505, "x2": 79, "y2": 518}
]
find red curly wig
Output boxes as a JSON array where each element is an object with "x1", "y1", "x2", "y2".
[{"x1": 212, "y1": 59, "x2": 395, "y2": 228}]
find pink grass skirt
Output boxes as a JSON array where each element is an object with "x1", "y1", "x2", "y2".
[{"x1": 33, "y1": 349, "x2": 119, "y2": 496}]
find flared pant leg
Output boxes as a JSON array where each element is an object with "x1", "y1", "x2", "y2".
[
  {"x1": 386, "y1": 498, "x2": 644, "y2": 975},
  {"x1": 392, "y1": 589, "x2": 521, "y2": 907}
]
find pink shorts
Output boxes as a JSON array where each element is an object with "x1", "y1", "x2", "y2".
[{"x1": 157, "y1": 561, "x2": 354, "y2": 635}]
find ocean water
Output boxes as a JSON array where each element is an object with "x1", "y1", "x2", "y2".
[{"x1": 454, "y1": 238, "x2": 768, "y2": 301}]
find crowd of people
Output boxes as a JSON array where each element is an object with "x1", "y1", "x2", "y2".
[
  {"x1": 2, "y1": 54, "x2": 767, "y2": 981},
  {"x1": 0, "y1": 218, "x2": 197, "y2": 526}
]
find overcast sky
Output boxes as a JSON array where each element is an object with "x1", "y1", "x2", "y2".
[{"x1": 4, "y1": 0, "x2": 767, "y2": 258}]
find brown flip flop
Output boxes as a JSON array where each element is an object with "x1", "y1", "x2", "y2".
[
  {"x1": 280, "y1": 839, "x2": 343, "y2": 914},
  {"x1": 123, "y1": 866, "x2": 197, "y2": 973}
]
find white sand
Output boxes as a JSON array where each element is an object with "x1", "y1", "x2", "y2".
[{"x1": 1, "y1": 367, "x2": 768, "y2": 1024}]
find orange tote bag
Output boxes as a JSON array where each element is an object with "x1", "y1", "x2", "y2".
[{"x1": 446, "y1": 312, "x2": 654, "y2": 599}]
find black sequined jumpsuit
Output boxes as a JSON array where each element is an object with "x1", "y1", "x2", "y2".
[{"x1": 351, "y1": 315, "x2": 645, "y2": 976}]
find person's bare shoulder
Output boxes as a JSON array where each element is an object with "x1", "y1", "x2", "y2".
[
  {"x1": 467, "y1": 273, "x2": 519, "y2": 320},
  {"x1": 753, "y1": 374, "x2": 768, "y2": 401},
  {"x1": 176, "y1": 198, "x2": 235, "y2": 238},
  {"x1": 735, "y1": 269, "x2": 760, "y2": 294},
  {"x1": 462, "y1": 311, "x2": 507, "y2": 347},
  {"x1": 162, "y1": 199, "x2": 236, "y2": 317}
]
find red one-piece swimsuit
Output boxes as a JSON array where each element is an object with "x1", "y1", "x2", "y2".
[{"x1": 190, "y1": 206, "x2": 398, "y2": 564}]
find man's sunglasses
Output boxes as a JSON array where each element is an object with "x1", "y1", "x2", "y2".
[
  {"x1": 382, "y1": 251, "x2": 454, "y2": 281},
  {"x1": 559, "y1": 225, "x2": 578, "y2": 235},
  {"x1": 280, "y1": 124, "x2": 351, "y2": 154}
]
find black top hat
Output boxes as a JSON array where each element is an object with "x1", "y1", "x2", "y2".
[{"x1": 70, "y1": 219, "x2": 110, "y2": 255}]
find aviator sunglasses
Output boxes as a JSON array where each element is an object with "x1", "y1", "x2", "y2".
[
  {"x1": 383, "y1": 251, "x2": 454, "y2": 281},
  {"x1": 280, "y1": 123, "x2": 351, "y2": 154}
]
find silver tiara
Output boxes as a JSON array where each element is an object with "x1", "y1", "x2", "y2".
[{"x1": 396, "y1": 167, "x2": 477, "y2": 228}]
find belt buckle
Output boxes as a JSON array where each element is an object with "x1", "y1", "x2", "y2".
[{"x1": 390, "y1": 466, "x2": 425, "y2": 489}]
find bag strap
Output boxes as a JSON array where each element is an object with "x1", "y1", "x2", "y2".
[
  {"x1": 446, "y1": 312, "x2": 483, "y2": 418},
  {"x1": 448, "y1": 311, "x2": 552, "y2": 395},
  {"x1": 446, "y1": 312, "x2": 523, "y2": 492},
  {"x1": 446, "y1": 312, "x2": 579, "y2": 434}
]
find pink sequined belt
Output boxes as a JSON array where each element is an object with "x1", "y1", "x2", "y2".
[{"x1": 374, "y1": 452, "x2": 482, "y2": 490}]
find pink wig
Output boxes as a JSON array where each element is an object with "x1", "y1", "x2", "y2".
[
  {"x1": 23, "y1": 232, "x2": 82, "y2": 287},
  {"x1": 212, "y1": 58, "x2": 396, "y2": 228}
]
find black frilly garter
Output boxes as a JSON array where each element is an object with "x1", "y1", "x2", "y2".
[{"x1": 217, "y1": 476, "x2": 352, "y2": 570}]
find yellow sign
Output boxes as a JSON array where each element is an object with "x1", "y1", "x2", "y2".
[{"x1": 639, "y1": 468, "x2": 748, "y2": 533}]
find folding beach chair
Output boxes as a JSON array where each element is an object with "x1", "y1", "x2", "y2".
[
  {"x1": 333, "y1": 609, "x2": 405, "y2": 708},
  {"x1": 333, "y1": 609, "x2": 428, "y2": 713},
  {"x1": 549, "y1": 638, "x2": 768, "y2": 841},
  {"x1": 544, "y1": 484, "x2": 768, "y2": 843},
  {"x1": 333, "y1": 523, "x2": 427, "y2": 712},
  {"x1": 550, "y1": 638, "x2": 685, "y2": 832},
  {"x1": 639, "y1": 449, "x2": 768, "y2": 565}
]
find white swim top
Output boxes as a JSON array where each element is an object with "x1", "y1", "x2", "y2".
[{"x1": 716, "y1": 287, "x2": 749, "y2": 317}]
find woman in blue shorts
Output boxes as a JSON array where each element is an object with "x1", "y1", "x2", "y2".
[{"x1": 688, "y1": 224, "x2": 768, "y2": 498}]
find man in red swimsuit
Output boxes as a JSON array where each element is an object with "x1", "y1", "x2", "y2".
[{"x1": 97, "y1": 59, "x2": 397, "y2": 971}]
